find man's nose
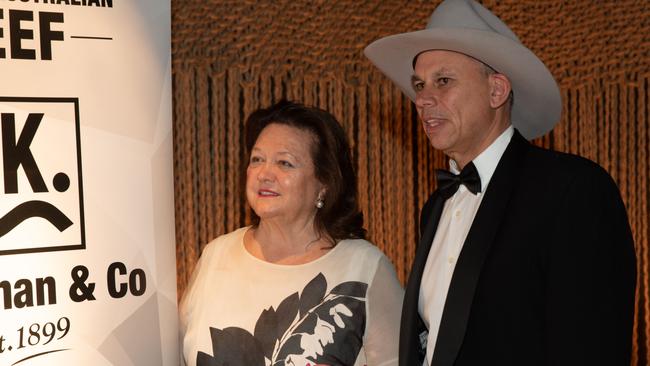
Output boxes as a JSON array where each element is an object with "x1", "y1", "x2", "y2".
[{"x1": 415, "y1": 88, "x2": 437, "y2": 109}]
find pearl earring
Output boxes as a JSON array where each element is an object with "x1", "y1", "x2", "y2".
[{"x1": 316, "y1": 197, "x2": 324, "y2": 209}]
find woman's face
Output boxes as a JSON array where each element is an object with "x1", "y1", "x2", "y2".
[{"x1": 246, "y1": 123, "x2": 324, "y2": 225}]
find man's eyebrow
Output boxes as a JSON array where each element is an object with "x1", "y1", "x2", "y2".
[{"x1": 412, "y1": 68, "x2": 454, "y2": 83}]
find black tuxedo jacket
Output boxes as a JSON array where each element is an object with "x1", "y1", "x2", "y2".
[{"x1": 399, "y1": 131, "x2": 636, "y2": 366}]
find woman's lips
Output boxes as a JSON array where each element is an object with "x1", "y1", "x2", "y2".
[{"x1": 258, "y1": 189, "x2": 279, "y2": 197}]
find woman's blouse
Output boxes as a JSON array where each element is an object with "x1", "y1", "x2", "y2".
[{"x1": 180, "y1": 227, "x2": 403, "y2": 366}]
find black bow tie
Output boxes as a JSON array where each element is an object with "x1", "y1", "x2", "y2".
[{"x1": 435, "y1": 162, "x2": 482, "y2": 199}]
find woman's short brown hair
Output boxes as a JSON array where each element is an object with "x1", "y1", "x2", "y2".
[{"x1": 244, "y1": 100, "x2": 365, "y2": 241}]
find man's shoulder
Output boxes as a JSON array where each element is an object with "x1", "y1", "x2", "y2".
[{"x1": 522, "y1": 144, "x2": 616, "y2": 189}]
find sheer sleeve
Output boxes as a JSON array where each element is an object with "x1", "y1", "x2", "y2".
[
  {"x1": 179, "y1": 246, "x2": 211, "y2": 366},
  {"x1": 178, "y1": 258, "x2": 199, "y2": 366},
  {"x1": 364, "y1": 255, "x2": 404, "y2": 366}
]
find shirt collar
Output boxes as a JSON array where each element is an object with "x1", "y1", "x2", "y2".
[{"x1": 449, "y1": 125, "x2": 514, "y2": 193}]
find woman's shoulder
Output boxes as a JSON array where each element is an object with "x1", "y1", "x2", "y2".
[
  {"x1": 201, "y1": 226, "x2": 248, "y2": 258},
  {"x1": 334, "y1": 238, "x2": 391, "y2": 264}
]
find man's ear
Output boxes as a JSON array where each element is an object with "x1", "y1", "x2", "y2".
[{"x1": 489, "y1": 73, "x2": 512, "y2": 109}]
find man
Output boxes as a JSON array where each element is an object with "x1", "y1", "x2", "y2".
[{"x1": 364, "y1": 0, "x2": 636, "y2": 365}]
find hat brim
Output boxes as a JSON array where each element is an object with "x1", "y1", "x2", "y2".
[{"x1": 364, "y1": 28, "x2": 561, "y2": 139}]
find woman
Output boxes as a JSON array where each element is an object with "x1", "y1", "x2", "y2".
[{"x1": 180, "y1": 100, "x2": 403, "y2": 366}]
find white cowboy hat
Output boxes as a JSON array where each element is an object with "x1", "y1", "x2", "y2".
[{"x1": 364, "y1": 0, "x2": 561, "y2": 139}]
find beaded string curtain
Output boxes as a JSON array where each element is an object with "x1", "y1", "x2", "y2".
[{"x1": 172, "y1": 0, "x2": 650, "y2": 363}]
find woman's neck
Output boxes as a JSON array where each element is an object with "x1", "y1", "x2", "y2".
[{"x1": 245, "y1": 220, "x2": 331, "y2": 264}]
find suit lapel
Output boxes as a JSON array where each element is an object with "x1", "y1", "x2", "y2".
[
  {"x1": 431, "y1": 131, "x2": 529, "y2": 366},
  {"x1": 400, "y1": 192, "x2": 446, "y2": 366}
]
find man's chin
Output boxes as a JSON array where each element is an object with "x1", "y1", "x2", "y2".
[{"x1": 425, "y1": 135, "x2": 452, "y2": 152}]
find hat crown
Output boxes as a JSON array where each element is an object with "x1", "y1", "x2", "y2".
[{"x1": 427, "y1": 0, "x2": 521, "y2": 44}]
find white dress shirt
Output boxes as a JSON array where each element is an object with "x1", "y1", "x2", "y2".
[{"x1": 419, "y1": 126, "x2": 514, "y2": 365}]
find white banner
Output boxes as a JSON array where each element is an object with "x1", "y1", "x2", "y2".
[{"x1": 0, "y1": 1, "x2": 178, "y2": 365}]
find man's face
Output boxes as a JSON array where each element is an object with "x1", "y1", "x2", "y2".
[{"x1": 412, "y1": 50, "x2": 503, "y2": 166}]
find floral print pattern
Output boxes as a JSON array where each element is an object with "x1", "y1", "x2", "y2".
[{"x1": 197, "y1": 273, "x2": 368, "y2": 366}]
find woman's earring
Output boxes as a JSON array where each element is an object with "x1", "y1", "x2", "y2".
[{"x1": 315, "y1": 195, "x2": 324, "y2": 209}]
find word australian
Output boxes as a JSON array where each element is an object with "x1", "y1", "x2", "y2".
[{"x1": 4, "y1": 0, "x2": 113, "y2": 7}]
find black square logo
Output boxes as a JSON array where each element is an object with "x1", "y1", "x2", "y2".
[{"x1": 0, "y1": 97, "x2": 85, "y2": 255}]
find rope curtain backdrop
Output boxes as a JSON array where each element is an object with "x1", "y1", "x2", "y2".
[{"x1": 172, "y1": 0, "x2": 650, "y2": 363}]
